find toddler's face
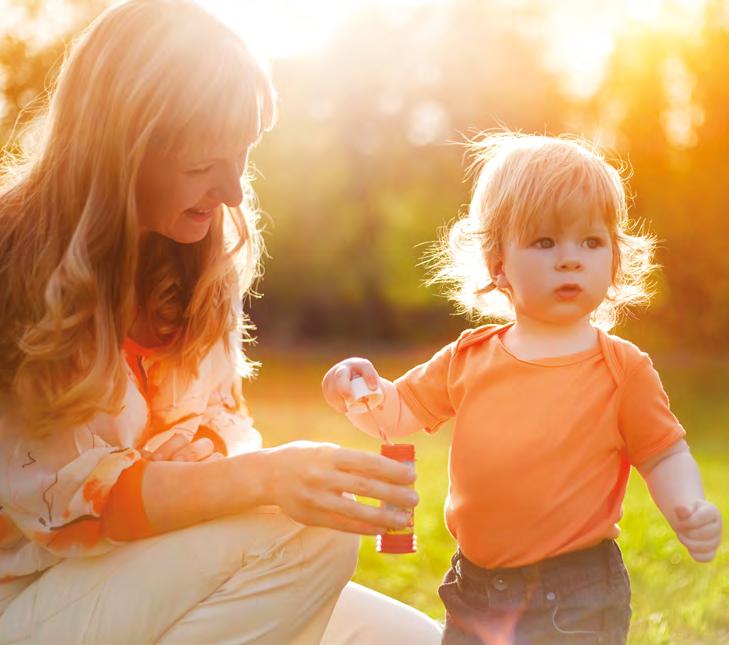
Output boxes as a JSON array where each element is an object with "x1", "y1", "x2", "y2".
[{"x1": 492, "y1": 214, "x2": 613, "y2": 326}]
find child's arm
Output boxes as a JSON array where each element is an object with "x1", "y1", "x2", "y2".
[
  {"x1": 322, "y1": 358, "x2": 423, "y2": 439},
  {"x1": 637, "y1": 440, "x2": 722, "y2": 562}
]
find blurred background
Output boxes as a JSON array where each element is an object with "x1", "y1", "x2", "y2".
[
  {"x1": 2, "y1": 0, "x2": 729, "y2": 352},
  {"x1": 1, "y1": 1, "x2": 727, "y2": 641}
]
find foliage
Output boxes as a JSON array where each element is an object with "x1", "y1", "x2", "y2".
[
  {"x1": 1, "y1": 0, "x2": 728, "y2": 352},
  {"x1": 0, "y1": 0, "x2": 106, "y2": 137},
  {"x1": 592, "y1": 0, "x2": 729, "y2": 352}
]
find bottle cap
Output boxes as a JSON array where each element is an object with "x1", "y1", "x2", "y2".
[
  {"x1": 380, "y1": 443, "x2": 415, "y2": 461},
  {"x1": 346, "y1": 376, "x2": 384, "y2": 414}
]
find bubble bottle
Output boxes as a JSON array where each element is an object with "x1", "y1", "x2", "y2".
[{"x1": 348, "y1": 377, "x2": 416, "y2": 554}]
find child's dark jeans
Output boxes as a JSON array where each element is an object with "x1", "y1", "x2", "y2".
[{"x1": 438, "y1": 540, "x2": 631, "y2": 644}]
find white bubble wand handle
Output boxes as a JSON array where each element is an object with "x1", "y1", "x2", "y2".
[{"x1": 346, "y1": 376, "x2": 390, "y2": 444}]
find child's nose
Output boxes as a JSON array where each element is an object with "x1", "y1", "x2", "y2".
[{"x1": 556, "y1": 256, "x2": 582, "y2": 271}]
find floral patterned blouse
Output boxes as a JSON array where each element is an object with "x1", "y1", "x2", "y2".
[{"x1": 0, "y1": 327, "x2": 261, "y2": 583}]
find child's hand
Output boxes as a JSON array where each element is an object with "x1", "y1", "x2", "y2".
[
  {"x1": 144, "y1": 433, "x2": 224, "y2": 463},
  {"x1": 322, "y1": 358, "x2": 382, "y2": 413},
  {"x1": 674, "y1": 500, "x2": 722, "y2": 562}
]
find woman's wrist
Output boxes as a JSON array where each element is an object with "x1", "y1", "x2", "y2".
[
  {"x1": 228, "y1": 449, "x2": 277, "y2": 507},
  {"x1": 142, "y1": 450, "x2": 274, "y2": 533}
]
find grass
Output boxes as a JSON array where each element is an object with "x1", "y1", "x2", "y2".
[{"x1": 245, "y1": 345, "x2": 729, "y2": 644}]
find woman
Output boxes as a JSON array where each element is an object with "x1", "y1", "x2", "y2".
[{"x1": 0, "y1": 1, "x2": 441, "y2": 642}]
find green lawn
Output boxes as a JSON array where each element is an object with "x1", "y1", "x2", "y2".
[{"x1": 245, "y1": 346, "x2": 728, "y2": 644}]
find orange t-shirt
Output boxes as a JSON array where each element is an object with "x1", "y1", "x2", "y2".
[{"x1": 395, "y1": 323, "x2": 685, "y2": 569}]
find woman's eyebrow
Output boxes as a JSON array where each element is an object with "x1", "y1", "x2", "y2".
[{"x1": 187, "y1": 149, "x2": 248, "y2": 165}]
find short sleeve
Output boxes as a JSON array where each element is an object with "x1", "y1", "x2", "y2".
[
  {"x1": 618, "y1": 355, "x2": 686, "y2": 466},
  {"x1": 394, "y1": 342, "x2": 456, "y2": 433}
]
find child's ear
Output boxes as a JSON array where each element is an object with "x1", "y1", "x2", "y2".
[{"x1": 489, "y1": 258, "x2": 510, "y2": 290}]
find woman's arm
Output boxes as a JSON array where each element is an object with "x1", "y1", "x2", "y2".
[
  {"x1": 638, "y1": 440, "x2": 722, "y2": 562},
  {"x1": 142, "y1": 440, "x2": 418, "y2": 535}
]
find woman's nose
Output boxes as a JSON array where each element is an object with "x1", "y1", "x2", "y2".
[{"x1": 210, "y1": 163, "x2": 244, "y2": 208}]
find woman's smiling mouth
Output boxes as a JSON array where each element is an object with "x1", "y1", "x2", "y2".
[{"x1": 185, "y1": 206, "x2": 216, "y2": 222}]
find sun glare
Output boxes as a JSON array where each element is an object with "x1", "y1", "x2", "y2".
[
  {"x1": 198, "y1": 0, "x2": 353, "y2": 59},
  {"x1": 543, "y1": 10, "x2": 616, "y2": 99},
  {"x1": 625, "y1": 0, "x2": 708, "y2": 34},
  {"x1": 198, "y1": 0, "x2": 447, "y2": 60},
  {"x1": 0, "y1": 0, "x2": 709, "y2": 104},
  {"x1": 196, "y1": 0, "x2": 704, "y2": 101},
  {"x1": 625, "y1": 0, "x2": 662, "y2": 22}
]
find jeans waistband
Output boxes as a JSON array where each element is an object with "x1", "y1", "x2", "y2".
[{"x1": 455, "y1": 540, "x2": 617, "y2": 590}]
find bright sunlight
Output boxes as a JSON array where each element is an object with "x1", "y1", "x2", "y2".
[{"x1": 198, "y1": 0, "x2": 708, "y2": 99}]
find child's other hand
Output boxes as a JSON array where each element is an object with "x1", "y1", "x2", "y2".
[
  {"x1": 322, "y1": 358, "x2": 381, "y2": 413},
  {"x1": 143, "y1": 433, "x2": 224, "y2": 463},
  {"x1": 674, "y1": 500, "x2": 722, "y2": 562}
]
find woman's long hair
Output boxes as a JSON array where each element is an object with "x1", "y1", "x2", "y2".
[{"x1": 0, "y1": 0, "x2": 276, "y2": 435}]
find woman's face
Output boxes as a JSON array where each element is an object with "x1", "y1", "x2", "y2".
[{"x1": 136, "y1": 143, "x2": 248, "y2": 244}]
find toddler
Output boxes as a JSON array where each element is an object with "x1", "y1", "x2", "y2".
[{"x1": 322, "y1": 133, "x2": 722, "y2": 644}]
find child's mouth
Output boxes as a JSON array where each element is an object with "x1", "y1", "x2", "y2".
[{"x1": 554, "y1": 284, "x2": 582, "y2": 300}]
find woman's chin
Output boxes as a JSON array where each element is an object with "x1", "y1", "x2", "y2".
[
  {"x1": 162, "y1": 220, "x2": 213, "y2": 244},
  {"x1": 178, "y1": 229, "x2": 211, "y2": 244}
]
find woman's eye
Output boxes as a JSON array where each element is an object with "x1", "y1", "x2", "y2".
[
  {"x1": 584, "y1": 237, "x2": 603, "y2": 249},
  {"x1": 534, "y1": 238, "x2": 554, "y2": 249},
  {"x1": 186, "y1": 165, "x2": 213, "y2": 175}
]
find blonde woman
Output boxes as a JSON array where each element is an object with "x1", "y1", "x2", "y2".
[{"x1": 0, "y1": 1, "x2": 441, "y2": 643}]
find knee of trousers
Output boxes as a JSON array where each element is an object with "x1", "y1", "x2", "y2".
[{"x1": 301, "y1": 526, "x2": 360, "y2": 593}]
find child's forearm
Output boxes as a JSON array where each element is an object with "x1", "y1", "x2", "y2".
[
  {"x1": 346, "y1": 378, "x2": 422, "y2": 439},
  {"x1": 639, "y1": 441, "x2": 704, "y2": 529},
  {"x1": 639, "y1": 439, "x2": 722, "y2": 562}
]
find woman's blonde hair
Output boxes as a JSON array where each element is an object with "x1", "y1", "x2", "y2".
[
  {"x1": 0, "y1": 0, "x2": 276, "y2": 435},
  {"x1": 428, "y1": 131, "x2": 657, "y2": 330}
]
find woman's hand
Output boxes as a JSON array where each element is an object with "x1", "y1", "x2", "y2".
[
  {"x1": 322, "y1": 357, "x2": 382, "y2": 413},
  {"x1": 146, "y1": 433, "x2": 224, "y2": 463},
  {"x1": 262, "y1": 440, "x2": 418, "y2": 535}
]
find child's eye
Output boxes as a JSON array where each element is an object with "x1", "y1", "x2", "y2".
[
  {"x1": 533, "y1": 238, "x2": 554, "y2": 249},
  {"x1": 583, "y1": 237, "x2": 604, "y2": 249}
]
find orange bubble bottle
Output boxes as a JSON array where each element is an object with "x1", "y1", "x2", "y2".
[{"x1": 377, "y1": 443, "x2": 416, "y2": 554}]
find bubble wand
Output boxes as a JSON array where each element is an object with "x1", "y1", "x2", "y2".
[{"x1": 348, "y1": 376, "x2": 391, "y2": 444}]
